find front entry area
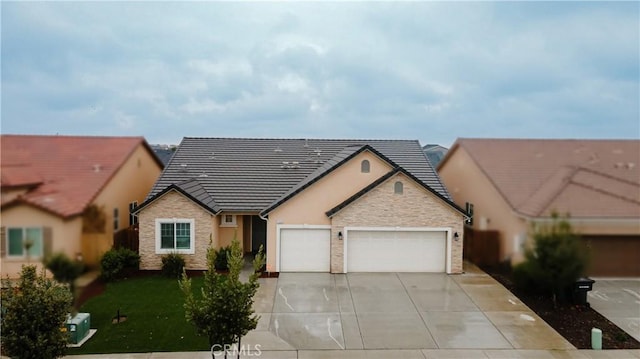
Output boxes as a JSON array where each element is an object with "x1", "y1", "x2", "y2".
[
  {"x1": 346, "y1": 229, "x2": 447, "y2": 272},
  {"x1": 278, "y1": 227, "x2": 331, "y2": 272}
]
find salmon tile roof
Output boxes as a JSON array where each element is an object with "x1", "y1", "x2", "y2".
[
  {"x1": 444, "y1": 138, "x2": 640, "y2": 219},
  {"x1": 1, "y1": 135, "x2": 155, "y2": 218}
]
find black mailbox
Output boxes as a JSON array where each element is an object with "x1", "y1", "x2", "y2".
[{"x1": 572, "y1": 277, "x2": 595, "y2": 305}]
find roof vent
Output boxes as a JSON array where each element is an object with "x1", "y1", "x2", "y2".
[
  {"x1": 612, "y1": 148, "x2": 624, "y2": 155},
  {"x1": 626, "y1": 162, "x2": 636, "y2": 169},
  {"x1": 199, "y1": 172, "x2": 208, "y2": 177},
  {"x1": 93, "y1": 164, "x2": 102, "y2": 173},
  {"x1": 303, "y1": 139, "x2": 309, "y2": 148},
  {"x1": 281, "y1": 161, "x2": 300, "y2": 169},
  {"x1": 180, "y1": 163, "x2": 188, "y2": 167},
  {"x1": 210, "y1": 152, "x2": 215, "y2": 159},
  {"x1": 274, "y1": 146, "x2": 282, "y2": 153}
]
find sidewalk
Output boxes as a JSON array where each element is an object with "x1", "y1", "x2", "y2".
[{"x1": 62, "y1": 348, "x2": 640, "y2": 358}]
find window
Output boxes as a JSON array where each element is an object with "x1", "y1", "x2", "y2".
[
  {"x1": 7, "y1": 227, "x2": 43, "y2": 258},
  {"x1": 113, "y1": 208, "x2": 119, "y2": 231},
  {"x1": 221, "y1": 214, "x2": 236, "y2": 227},
  {"x1": 394, "y1": 181, "x2": 403, "y2": 194},
  {"x1": 465, "y1": 202, "x2": 474, "y2": 225},
  {"x1": 155, "y1": 219, "x2": 195, "y2": 254},
  {"x1": 129, "y1": 201, "x2": 138, "y2": 226},
  {"x1": 361, "y1": 159, "x2": 370, "y2": 173}
]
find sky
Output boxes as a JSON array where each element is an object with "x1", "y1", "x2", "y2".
[{"x1": 1, "y1": 1, "x2": 638, "y2": 147}]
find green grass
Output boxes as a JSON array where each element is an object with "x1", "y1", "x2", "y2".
[{"x1": 67, "y1": 275, "x2": 209, "y2": 354}]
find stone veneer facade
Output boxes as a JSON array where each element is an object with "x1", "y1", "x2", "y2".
[
  {"x1": 138, "y1": 190, "x2": 214, "y2": 270},
  {"x1": 330, "y1": 172, "x2": 464, "y2": 273}
]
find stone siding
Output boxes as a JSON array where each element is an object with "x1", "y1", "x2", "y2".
[
  {"x1": 139, "y1": 191, "x2": 214, "y2": 270},
  {"x1": 330, "y1": 172, "x2": 464, "y2": 273}
]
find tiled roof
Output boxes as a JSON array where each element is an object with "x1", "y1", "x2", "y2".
[
  {"x1": 1, "y1": 135, "x2": 159, "y2": 218},
  {"x1": 146, "y1": 137, "x2": 450, "y2": 213},
  {"x1": 443, "y1": 138, "x2": 640, "y2": 219}
]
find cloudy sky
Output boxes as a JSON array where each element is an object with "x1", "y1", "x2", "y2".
[{"x1": 2, "y1": 1, "x2": 638, "y2": 147}]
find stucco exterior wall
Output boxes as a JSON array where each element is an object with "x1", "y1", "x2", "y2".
[
  {"x1": 218, "y1": 215, "x2": 245, "y2": 249},
  {"x1": 92, "y1": 144, "x2": 163, "y2": 259},
  {"x1": 138, "y1": 191, "x2": 214, "y2": 270},
  {"x1": 1, "y1": 205, "x2": 82, "y2": 278},
  {"x1": 438, "y1": 146, "x2": 527, "y2": 261},
  {"x1": 331, "y1": 172, "x2": 465, "y2": 273},
  {"x1": 265, "y1": 151, "x2": 394, "y2": 271}
]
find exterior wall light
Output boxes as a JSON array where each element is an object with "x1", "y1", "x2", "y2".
[
  {"x1": 338, "y1": 231, "x2": 343, "y2": 240},
  {"x1": 454, "y1": 232, "x2": 460, "y2": 241}
]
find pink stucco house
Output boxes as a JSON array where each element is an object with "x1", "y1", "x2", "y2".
[
  {"x1": 134, "y1": 138, "x2": 467, "y2": 274},
  {"x1": 438, "y1": 138, "x2": 640, "y2": 277},
  {"x1": 1, "y1": 135, "x2": 163, "y2": 277}
]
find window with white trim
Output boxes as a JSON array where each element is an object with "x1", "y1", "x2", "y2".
[
  {"x1": 113, "y1": 208, "x2": 119, "y2": 231},
  {"x1": 7, "y1": 227, "x2": 43, "y2": 258},
  {"x1": 155, "y1": 219, "x2": 195, "y2": 254},
  {"x1": 220, "y1": 214, "x2": 237, "y2": 227},
  {"x1": 129, "y1": 201, "x2": 138, "y2": 226}
]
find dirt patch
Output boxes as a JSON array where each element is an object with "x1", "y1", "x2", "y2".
[{"x1": 483, "y1": 266, "x2": 640, "y2": 349}]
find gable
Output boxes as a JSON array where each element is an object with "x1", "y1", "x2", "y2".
[
  {"x1": 330, "y1": 172, "x2": 465, "y2": 226},
  {"x1": 266, "y1": 150, "x2": 395, "y2": 224}
]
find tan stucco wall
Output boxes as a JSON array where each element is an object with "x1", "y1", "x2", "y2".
[
  {"x1": 91, "y1": 144, "x2": 163, "y2": 263},
  {"x1": 0, "y1": 205, "x2": 82, "y2": 278},
  {"x1": 138, "y1": 191, "x2": 214, "y2": 270},
  {"x1": 265, "y1": 151, "x2": 394, "y2": 271},
  {"x1": 218, "y1": 215, "x2": 245, "y2": 249},
  {"x1": 331, "y1": 172, "x2": 465, "y2": 273},
  {"x1": 439, "y1": 146, "x2": 527, "y2": 261}
]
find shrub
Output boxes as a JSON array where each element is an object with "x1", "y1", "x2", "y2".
[
  {"x1": 100, "y1": 248, "x2": 140, "y2": 282},
  {"x1": 1, "y1": 265, "x2": 73, "y2": 359},
  {"x1": 514, "y1": 213, "x2": 588, "y2": 306},
  {"x1": 162, "y1": 253, "x2": 186, "y2": 278},
  {"x1": 214, "y1": 246, "x2": 231, "y2": 271},
  {"x1": 45, "y1": 252, "x2": 84, "y2": 284}
]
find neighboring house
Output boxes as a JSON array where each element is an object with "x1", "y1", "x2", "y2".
[
  {"x1": 150, "y1": 144, "x2": 176, "y2": 165},
  {"x1": 438, "y1": 138, "x2": 640, "y2": 277},
  {"x1": 422, "y1": 144, "x2": 448, "y2": 168},
  {"x1": 135, "y1": 138, "x2": 466, "y2": 274},
  {"x1": 1, "y1": 135, "x2": 164, "y2": 277}
]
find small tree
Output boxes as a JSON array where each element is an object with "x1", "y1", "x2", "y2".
[
  {"x1": 179, "y1": 239, "x2": 265, "y2": 359},
  {"x1": 1, "y1": 265, "x2": 73, "y2": 359},
  {"x1": 44, "y1": 252, "x2": 84, "y2": 310},
  {"x1": 513, "y1": 213, "x2": 588, "y2": 306}
]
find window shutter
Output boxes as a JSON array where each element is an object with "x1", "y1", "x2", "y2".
[
  {"x1": 43, "y1": 227, "x2": 53, "y2": 257},
  {"x1": 0, "y1": 226, "x2": 6, "y2": 257}
]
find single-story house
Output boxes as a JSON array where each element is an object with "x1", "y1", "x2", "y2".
[
  {"x1": 437, "y1": 138, "x2": 640, "y2": 277},
  {"x1": 135, "y1": 138, "x2": 467, "y2": 274},
  {"x1": 1, "y1": 135, "x2": 163, "y2": 277}
]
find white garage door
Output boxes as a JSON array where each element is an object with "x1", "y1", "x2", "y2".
[
  {"x1": 347, "y1": 230, "x2": 446, "y2": 272},
  {"x1": 279, "y1": 228, "x2": 331, "y2": 272}
]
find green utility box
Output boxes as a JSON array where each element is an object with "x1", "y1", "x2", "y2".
[{"x1": 65, "y1": 313, "x2": 90, "y2": 344}]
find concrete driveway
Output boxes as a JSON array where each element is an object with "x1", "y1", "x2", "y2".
[
  {"x1": 588, "y1": 279, "x2": 640, "y2": 341},
  {"x1": 242, "y1": 265, "x2": 573, "y2": 352}
]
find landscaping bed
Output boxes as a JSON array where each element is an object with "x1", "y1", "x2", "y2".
[{"x1": 483, "y1": 265, "x2": 640, "y2": 350}]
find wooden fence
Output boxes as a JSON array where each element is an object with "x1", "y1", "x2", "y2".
[
  {"x1": 463, "y1": 227, "x2": 501, "y2": 267},
  {"x1": 113, "y1": 224, "x2": 139, "y2": 253}
]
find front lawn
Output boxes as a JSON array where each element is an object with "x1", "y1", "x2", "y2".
[{"x1": 67, "y1": 275, "x2": 209, "y2": 354}]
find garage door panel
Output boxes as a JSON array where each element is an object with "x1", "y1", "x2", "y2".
[
  {"x1": 280, "y1": 228, "x2": 330, "y2": 272},
  {"x1": 347, "y1": 230, "x2": 446, "y2": 272},
  {"x1": 583, "y1": 235, "x2": 640, "y2": 277}
]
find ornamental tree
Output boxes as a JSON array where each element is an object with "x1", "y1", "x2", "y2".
[
  {"x1": 513, "y1": 212, "x2": 589, "y2": 306},
  {"x1": 1, "y1": 265, "x2": 73, "y2": 359},
  {"x1": 179, "y1": 239, "x2": 265, "y2": 359}
]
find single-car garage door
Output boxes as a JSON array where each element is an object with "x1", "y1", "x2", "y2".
[
  {"x1": 347, "y1": 230, "x2": 447, "y2": 272},
  {"x1": 279, "y1": 228, "x2": 330, "y2": 272}
]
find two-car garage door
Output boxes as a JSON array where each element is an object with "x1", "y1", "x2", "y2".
[
  {"x1": 278, "y1": 227, "x2": 447, "y2": 273},
  {"x1": 347, "y1": 230, "x2": 446, "y2": 272}
]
